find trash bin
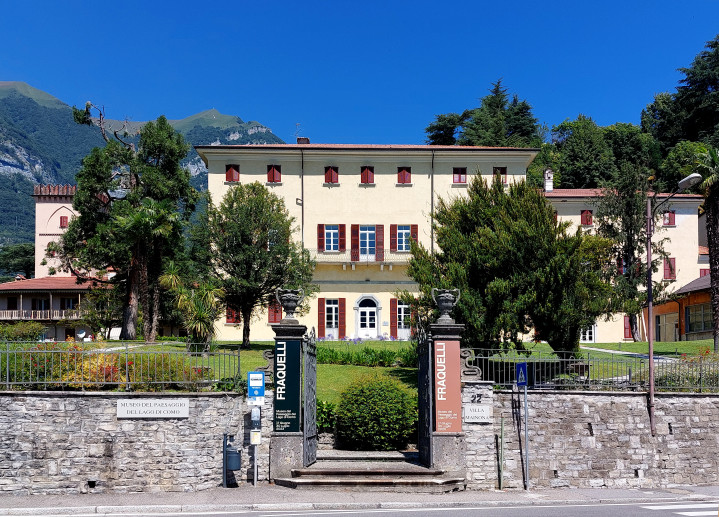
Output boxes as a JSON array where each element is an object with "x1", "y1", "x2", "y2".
[{"x1": 226, "y1": 445, "x2": 241, "y2": 471}]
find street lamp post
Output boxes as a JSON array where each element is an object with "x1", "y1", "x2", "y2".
[{"x1": 646, "y1": 173, "x2": 702, "y2": 436}]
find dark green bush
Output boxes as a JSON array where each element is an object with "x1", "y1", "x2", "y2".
[
  {"x1": 316, "y1": 345, "x2": 418, "y2": 367},
  {"x1": 317, "y1": 400, "x2": 336, "y2": 433},
  {"x1": 396, "y1": 344, "x2": 418, "y2": 367},
  {"x1": 335, "y1": 373, "x2": 417, "y2": 451}
]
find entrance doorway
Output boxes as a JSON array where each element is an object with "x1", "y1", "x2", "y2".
[{"x1": 355, "y1": 296, "x2": 379, "y2": 339}]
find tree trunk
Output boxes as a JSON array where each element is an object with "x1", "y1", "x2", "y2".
[
  {"x1": 120, "y1": 267, "x2": 139, "y2": 340},
  {"x1": 147, "y1": 283, "x2": 160, "y2": 343},
  {"x1": 629, "y1": 313, "x2": 640, "y2": 342},
  {"x1": 706, "y1": 194, "x2": 719, "y2": 352},
  {"x1": 139, "y1": 249, "x2": 151, "y2": 342},
  {"x1": 242, "y1": 307, "x2": 252, "y2": 349}
]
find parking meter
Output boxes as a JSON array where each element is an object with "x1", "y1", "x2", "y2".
[{"x1": 250, "y1": 406, "x2": 261, "y2": 430}]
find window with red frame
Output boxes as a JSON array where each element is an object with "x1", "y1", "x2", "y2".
[
  {"x1": 226, "y1": 306, "x2": 240, "y2": 324},
  {"x1": 493, "y1": 166, "x2": 507, "y2": 184},
  {"x1": 397, "y1": 167, "x2": 411, "y2": 184},
  {"x1": 617, "y1": 257, "x2": 625, "y2": 275},
  {"x1": 453, "y1": 167, "x2": 467, "y2": 184},
  {"x1": 267, "y1": 165, "x2": 281, "y2": 183},
  {"x1": 60, "y1": 216, "x2": 68, "y2": 228},
  {"x1": 361, "y1": 166, "x2": 374, "y2": 184},
  {"x1": 324, "y1": 166, "x2": 338, "y2": 184},
  {"x1": 701, "y1": 268, "x2": 710, "y2": 277},
  {"x1": 268, "y1": 302, "x2": 282, "y2": 323},
  {"x1": 663, "y1": 257, "x2": 676, "y2": 280},
  {"x1": 580, "y1": 210, "x2": 593, "y2": 226},
  {"x1": 225, "y1": 164, "x2": 240, "y2": 182},
  {"x1": 663, "y1": 210, "x2": 676, "y2": 226},
  {"x1": 623, "y1": 316, "x2": 632, "y2": 339}
]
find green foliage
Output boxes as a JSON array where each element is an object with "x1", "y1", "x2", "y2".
[
  {"x1": 408, "y1": 177, "x2": 612, "y2": 354},
  {"x1": 316, "y1": 344, "x2": 417, "y2": 367},
  {"x1": 425, "y1": 80, "x2": 543, "y2": 148},
  {"x1": 552, "y1": 115, "x2": 616, "y2": 188},
  {"x1": 75, "y1": 287, "x2": 124, "y2": 340},
  {"x1": 317, "y1": 400, "x2": 337, "y2": 433},
  {"x1": 125, "y1": 353, "x2": 212, "y2": 391},
  {"x1": 335, "y1": 373, "x2": 417, "y2": 451},
  {"x1": 0, "y1": 242, "x2": 34, "y2": 282},
  {"x1": 0, "y1": 321, "x2": 46, "y2": 341},
  {"x1": 206, "y1": 182, "x2": 316, "y2": 348},
  {"x1": 659, "y1": 141, "x2": 708, "y2": 192}
]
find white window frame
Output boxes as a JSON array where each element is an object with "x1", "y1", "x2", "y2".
[
  {"x1": 359, "y1": 225, "x2": 376, "y2": 261},
  {"x1": 325, "y1": 225, "x2": 339, "y2": 252},
  {"x1": 325, "y1": 299, "x2": 339, "y2": 336},
  {"x1": 397, "y1": 225, "x2": 411, "y2": 252},
  {"x1": 580, "y1": 325, "x2": 595, "y2": 343}
]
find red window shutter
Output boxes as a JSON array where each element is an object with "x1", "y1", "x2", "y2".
[
  {"x1": 225, "y1": 164, "x2": 239, "y2": 182},
  {"x1": 317, "y1": 224, "x2": 325, "y2": 252},
  {"x1": 318, "y1": 298, "x2": 325, "y2": 338},
  {"x1": 398, "y1": 167, "x2": 411, "y2": 184},
  {"x1": 268, "y1": 302, "x2": 282, "y2": 323},
  {"x1": 701, "y1": 268, "x2": 710, "y2": 277},
  {"x1": 623, "y1": 316, "x2": 632, "y2": 339},
  {"x1": 351, "y1": 224, "x2": 359, "y2": 261},
  {"x1": 226, "y1": 306, "x2": 239, "y2": 324},
  {"x1": 581, "y1": 210, "x2": 593, "y2": 226},
  {"x1": 376, "y1": 224, "x2": 384, "y2": 261},
  {"x1": 664, "y1": 258, "x2": 676, "y2": 280},
  {"x1": 617, "y1": 257, "x2": 624, "y2": 275},
  {"x1": 339, "y1": 224, "x2": 346, "y2": 251},
  {"x1": 267, "y1": 165, "x2": 281, "y2": 183},
  {"x1": 59, "y1": 216, "x2": 68, "y2": 228},
  {"x1": 325, "y1": 166, "x2": 338, "y2": 183},
  {"x1": 390, "y1": 224, "x2": 398, "y2": 252},
  {"x1": 390, "y1": 298, "x2": 398, "y2": 339},
  {"x1": 410, "y1": 224, "x2": 418, "y2": 243},
  {"x1": 338, "y1": 298, "x2": 346, "y2": 338},
  {"x1": 361, "y1": 166, "x2": 374, "y2": 184}
]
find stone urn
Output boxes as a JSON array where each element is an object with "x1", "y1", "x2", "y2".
[
  {"x1": 275, "y1": 288, "x2": 305, "y2": 321},
  {"x1": 431, "y1": 288, "x2": 460, "y2": 324}
]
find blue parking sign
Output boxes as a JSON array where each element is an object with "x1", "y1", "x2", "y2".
[
  {"x1": 248, "y1": 371, "x2": 265, "y2": 398},
  {"x1": 516, "y1": 362, "x2": 528, "y2": 387}
]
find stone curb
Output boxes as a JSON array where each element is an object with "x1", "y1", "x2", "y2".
[{"x1": 0, "y1": 495, "x2": 716, "y2": 516}]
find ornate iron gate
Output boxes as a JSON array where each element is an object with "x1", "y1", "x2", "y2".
[
  {"x1": 417, "y1": 327, "x2": 433, "y2": 467},
  {"x1": 302, "y1": 328, "x2": 318, "y2": 467}
]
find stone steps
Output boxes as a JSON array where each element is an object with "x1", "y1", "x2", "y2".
[{"x1": 273, "y1": 451, "x2": 466, "y2": 492}]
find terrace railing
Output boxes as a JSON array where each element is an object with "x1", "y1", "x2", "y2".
[
  {"x1": 1, "y1": 341, "x2": 242, "y2": 392},
  {"x1": 0, "y1": 310, "x2": 83, "y2": 321},
  {"x1": 464, "y1": 348, "x2": 719, "y2": 393}
]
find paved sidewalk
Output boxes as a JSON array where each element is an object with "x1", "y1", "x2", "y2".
[{"x1": 1, "y1": 484, "x2": 718, "y2": 515}]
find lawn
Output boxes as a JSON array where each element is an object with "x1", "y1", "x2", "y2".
[{"x1": 581, "y1": 339, "x2": 715, "y2": 358}]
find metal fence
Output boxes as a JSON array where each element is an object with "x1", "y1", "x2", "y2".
[
  {"x1": 1, "y1": 341, "x2": 242, "y2": 391},
  {"x1": 465, "y1": 349, "x2": 719, "y2": 392}
]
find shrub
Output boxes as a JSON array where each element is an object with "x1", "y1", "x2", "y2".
[
  {"x1": 63, "y1": 353, "x2": 127, "y2": 388},
  {"x1": 396, "y1": 344, "x2": 418, "y2": 367},
  {"x1": 317, "y1": 400, "x2": 336, "y2": 433},
  {"x1": 0, "y1": 321, "x2": 47, "y2": 341},
  {"x1": 125, "y1": 353, "x2": 205, "y2": 391},
  {"x1": 335, "y1": 373, "x2": 417, "y2": 451}
]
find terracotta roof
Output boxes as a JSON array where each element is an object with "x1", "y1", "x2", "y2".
[
  {"x1": 0, "y1": 276, "x2": 94, "y2": 292},
  {"x1": 544, "y1": 189, "x2": 703, "y2": 200},
  {"x1": 33, "y1": 184, "x2": 76, "y2": 196},
  {"x1": 195, "y1": 143, "x2": 539, "y2": 152},
  {"x1": 700, "y1": 246, "x2": 709, "y2": 256},
  {"x1": 675, "y1": 274, "x2": 711, "y2": 295}
]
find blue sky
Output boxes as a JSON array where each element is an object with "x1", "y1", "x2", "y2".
[{"x1": 4, "y1": 1, "x2": 719, "y2": 144}]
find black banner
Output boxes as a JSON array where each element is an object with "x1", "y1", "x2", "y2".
[{"x1": 273, "y1": 340, "x2": 301, "y2": 432}]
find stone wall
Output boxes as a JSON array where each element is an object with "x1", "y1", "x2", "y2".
[
  {"x1": 0, "y1": 391, "x2": 271, "y2": 494},
  {"x1": 461, "y1": 387, "x2": 719, "y2": 490}
]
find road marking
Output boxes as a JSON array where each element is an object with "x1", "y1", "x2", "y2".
[{"x1": 643, "y1": 504, "x2": 719, "y2": 510}]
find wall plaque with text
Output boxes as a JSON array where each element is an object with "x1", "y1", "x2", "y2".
[
  {"x1": 117, "y1": 399, "x2": 189, "y2": 418},
  {"x1": 464, "y1": 404, "x2": 492, "y2": 423},
  {"x1": 434, "y1": 340, "x2": 462, "y2": 433}
]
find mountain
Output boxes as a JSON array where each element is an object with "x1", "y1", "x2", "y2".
[{"x1": 0, "y1": 82, "x2": 284, "y2": 245}]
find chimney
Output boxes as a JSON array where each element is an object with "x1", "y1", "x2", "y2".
[
  {"x1": 543, "y1": 168, "x2": 554, "y2": 192},
  {"x1": 297, "y1": 137, "x2": 310, "y2": 144}
]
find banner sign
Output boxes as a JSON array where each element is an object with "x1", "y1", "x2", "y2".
[
  {"x1": 273, "y1": 340, "x2": 301, "y2": 432},
  {"x1": 434, "y1": 340, "x2": 462, "y2": 433}
]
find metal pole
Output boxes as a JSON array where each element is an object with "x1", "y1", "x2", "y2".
[
  {"x1": 646, "y1": 196, "x2": 656, "y2": 436},
  {"x1": 524, "y1": 385, "x2": 529, "y2": 490},
  {"x1": 253, "y1": 444, "x2": 258, "y2": 487},
  {"x1": 222, "y1": 433, "x2": 228, "y2": 488},
  {"x1": 499, "y1": 416, "x2": 504, "y2": 490}
]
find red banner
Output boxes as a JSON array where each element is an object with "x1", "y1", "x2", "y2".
[{"x1": 434, "y1": 340, "x2": 462, "y2": 433}]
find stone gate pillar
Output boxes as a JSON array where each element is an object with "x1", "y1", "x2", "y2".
[
  {"x1": 429, "y1": 289, "x2": 466, "y2": 474},
  {"x1": 268, "y1": 289, "x2": 306, "y2": 481}
]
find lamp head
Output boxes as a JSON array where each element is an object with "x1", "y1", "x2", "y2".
[{"x1": 678, "y1": 172, "x2": 702, "y2": 192}]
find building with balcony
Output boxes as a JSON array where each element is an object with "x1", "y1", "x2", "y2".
[
  {"x1": 0, "y1": 185, "x2": 92, "y2": 341},
  {"x1": 198, "y1": 142, "x2": 538, "y2": 341}
]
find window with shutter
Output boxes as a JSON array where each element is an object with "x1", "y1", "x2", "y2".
[
  {"x1": 664, "y1": 257, "x2": 676, "y2": 280},
  {"x1": 663, "y1": 211, "x2": 676, "y2": 226},
  {"x1": 267, "y1": 165, "x2": 281, "y2": 183},
  {"x1": 375, "y1": 224, "x2": 384, "y2": 261},
  {"x1": 617, "y1": 257, "x2": 625, "y2": 275},
  {"x1": 361, "y1": 166, "x2": 374, "y2": 184},
  {"x1": 225, "y1": 164, "x2": 240, "y2": 182},
  {"x1": 624, "y1": 316, "x2": 632, "y2": 339},
  {"x1": 390, "y1": 224, "x2": 397, "y2": 252},
  {"x1": 59, "y1": 216, "x2": 68, "y2": 228},
  {"x1": 397, "y1": 167, "x2": 411, "y2": 184},
  {"x1": 701, "y1": 268, "x2": 710, "y2": 277},
  {"x1": 268, "y1": 302, "x2": 282, "y2": 323},
  {"x1": 581, "y1": 210, "x2": 593, "y2": 226},
  {"x1": 318, "y1": 298, "x2": 325, "y2": 338},
  {"x1": 453, "y1": 167, "x2": 467, "y2": 184},
  {"x1": 325, "y1": 299, "x2": 339, "y2": 338},
  {"x1": 317, "y1": 224, "x2": 324, "y2": 252},
  {"x1": 226, "y1": 306, "x2": 240, "y2": 324},
  {"x1": 493, "y1": 166, "x2": 507, "y2": 184},
  {"x1": 339, "y1": 224, "x2": 346, "y2": 252},
  {"x1": 338, "y1": 298, "x2": 346, "y2": 339},
  {"x1": 324, "y1": 225, "x2": 339, "y2": 251},
  {"x1": 324, "y1": 166, "x2": 338, "y2": 184},
  {"x1": 351, "y1": 224, "x2": 360, "y2": 261}
]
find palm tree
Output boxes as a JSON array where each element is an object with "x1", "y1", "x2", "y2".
[
  {"x1": 697, "y1": 147, "x2": 719, "y2": 352},
  {"x1": 160, "y1": 262, "x2": 224, "y2": 352}
]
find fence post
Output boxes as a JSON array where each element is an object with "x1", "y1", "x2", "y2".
[
  {"x1": 4, "y1": 342, "x2": 9, "y2": 388},
  {"x1": 125, "y1": 341, "x2": 130, "y2": 391}
]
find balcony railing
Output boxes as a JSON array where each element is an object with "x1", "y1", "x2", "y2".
[
  {"x1": 0, "y1": 310, "x2": 83, "y2": 321},
  {"x1": 310, "y1": 249, "x2": 412, "y2": 264}
]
